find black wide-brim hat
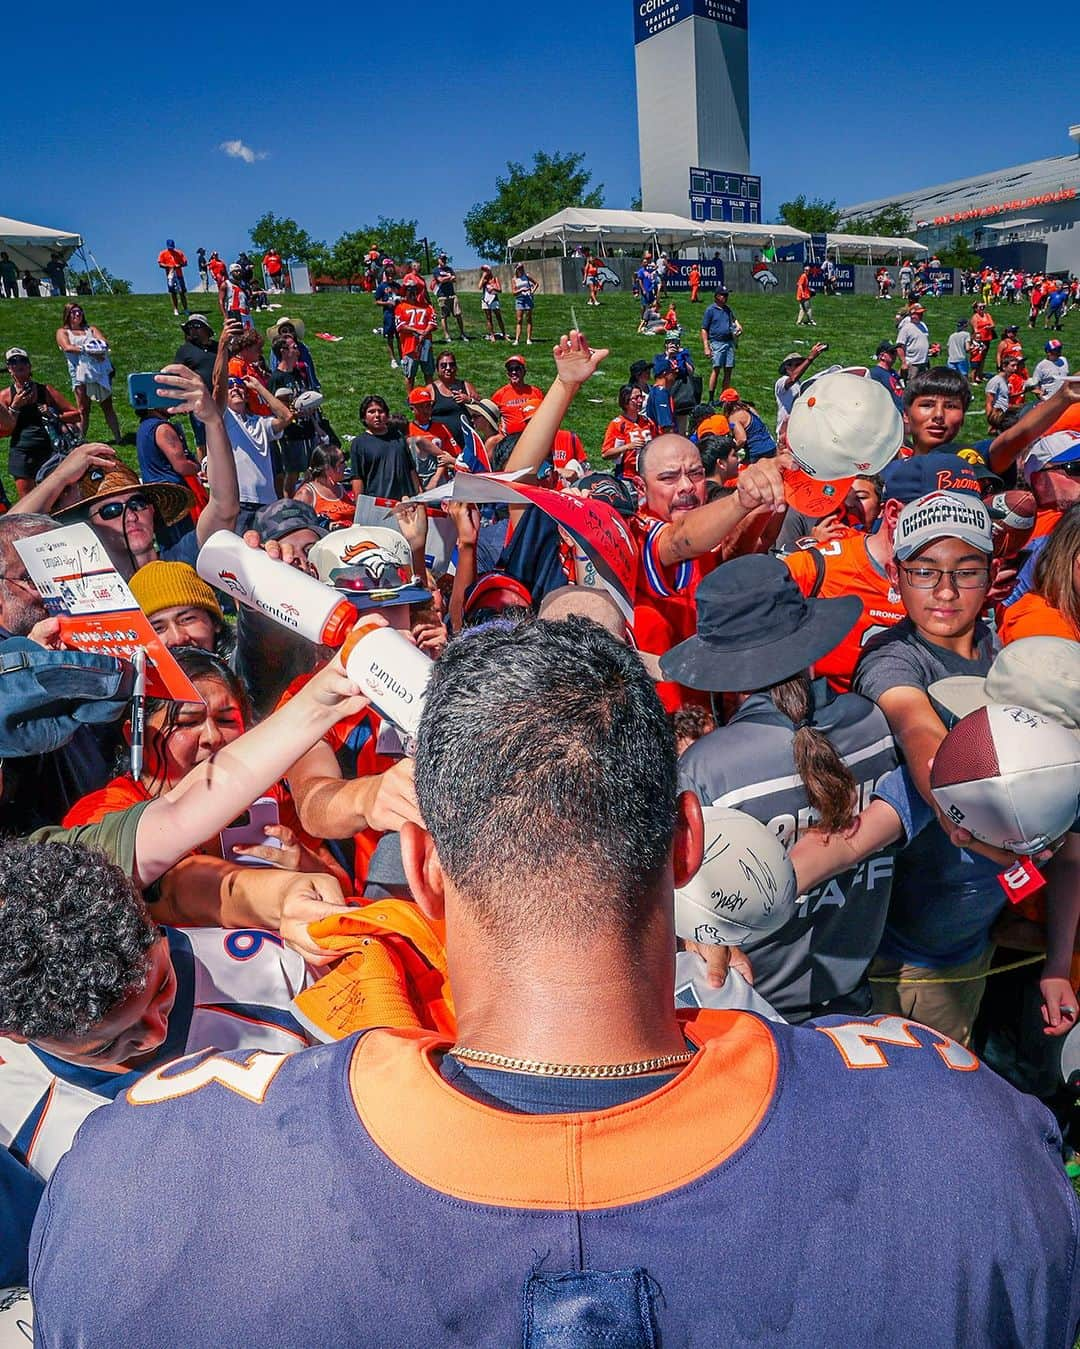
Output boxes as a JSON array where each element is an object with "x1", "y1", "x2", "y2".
[{"x1": 659, "y1": 554, "x2": 862, "y2": 693}]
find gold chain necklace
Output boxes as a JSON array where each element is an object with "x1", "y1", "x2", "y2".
[{"x1": 447, "y1": 1046, "x2": 695, "y2": 1079}]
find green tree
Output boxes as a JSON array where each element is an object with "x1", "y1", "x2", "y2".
[
  {"x1": 464, "y1": 151, "x2": 604, "y2": 260},
  {"x1": 77, "y1": 265, "x2": 131, "y2": 295},
  {"x1": 777, "y1": 194, "x2": 840, "y2": 234},
  {"x1": 630, "y1": 190, "x2": 643, "y2": 211},
  {"x1": 312, "y1": 217, "x2": 439, "y2": 279},
  {"x1": 840, "y1": 204, "x2": 912, "y2": 237},
  {"x1": 248, "y1": 212, "x2": 324, "y2": 261},
  {"x1": 937, "y1": 235, "x2": 982, "y2": 271}
]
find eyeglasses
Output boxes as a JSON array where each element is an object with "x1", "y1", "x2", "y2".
[
  {"x1": 6, "y1": 358, "x2": 28, "y2": 367},
  {"x1": 0, "y1": 570, "x2": 34, "y2": 590},
  {"x1": 899, "y1": 565, "x2": 990, "y2": 589},
  {"x1": 92, "y1": 494, "x2": 154, "y2": 521}
]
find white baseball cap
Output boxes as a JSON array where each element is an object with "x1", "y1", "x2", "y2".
[
  {"x1": 786, "y1": 370, "x2": 903, "y2": 482},
  {"x1": 930, "y1": 637, "x2": 1080, "y2": 731},
  {"x1": 307, "y1": 525, "x2": 412, "y2": 585},
  {"x1": 893, "y1": 490, "x2": 993, "y2": 562},
  {"x1": 1020, "y1": 428, "x2": 1080, "y2": 481}
]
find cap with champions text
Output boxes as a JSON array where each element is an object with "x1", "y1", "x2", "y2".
[{"x1": 893, "y1": 490, "x2": 993, "y2": 562}]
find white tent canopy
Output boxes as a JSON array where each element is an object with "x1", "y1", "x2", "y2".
[
  {"x1": 506, "y1": 208, "x2": 809, "y2": 258},
  {"x1": 0, "y1": 214, "x2": 82, "y2": 274},
  {"x1": 825, "y1": 232, "x2": 928, "y2": 263}
]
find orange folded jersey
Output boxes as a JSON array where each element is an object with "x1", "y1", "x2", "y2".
[{"x1": 292, "y1": 901, "x2": 454, "y2": 1041}]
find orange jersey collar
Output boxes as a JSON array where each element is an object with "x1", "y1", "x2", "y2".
[{"x1": 348, "y1": 1010, "x2": 778, "y2": 1210}]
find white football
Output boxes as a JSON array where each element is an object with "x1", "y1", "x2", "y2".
[
  {"x1": 930, "y1": 704, "x2": 1080, "y2": 853},
  {"x1": 675, "y1": 806, "x2": 798, "y2": 947}
]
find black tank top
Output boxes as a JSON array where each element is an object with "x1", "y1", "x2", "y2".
[
  {"x1": 10, "y1": 382, "x2": 54, "y2": 458},
  {"x1": 428, "y1": 381, "x2": 470, "y2": 449}
]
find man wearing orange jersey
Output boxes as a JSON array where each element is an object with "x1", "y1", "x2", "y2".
[
  {"x1": 784, "y1": 454, "x2": 983, "y2": 692},
  {"x1": 500, "y1": 330, "x2": 787, "y2": 708},
  {"x1": 394, "y1": 281, "x2": 437, "y2": 391},
  {"x1": 491, "y1": 355, "x2": 544, "y2": 435},
  {"x1": 157, "y1": 239, "x2": 189, "y2": 318}
]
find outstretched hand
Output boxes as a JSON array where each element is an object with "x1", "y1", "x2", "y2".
[{"x1": 552, "y1": 329, "x2": 609, "y2": 388}]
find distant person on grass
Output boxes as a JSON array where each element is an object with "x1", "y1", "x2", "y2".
[
  {"x1": 157, "y1": 239, "x2": 189, "y2": 319},
  {"x1": 700, "y1": 287, "x2": 738, "y2": 399}
]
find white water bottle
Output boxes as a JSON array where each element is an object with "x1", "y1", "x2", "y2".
[
  {"x1": 196, "y1": 530, "x2": 358, "y2": 647},
  {"x1": 341, "y1": 621, "x2": 434, "y2": 738}
]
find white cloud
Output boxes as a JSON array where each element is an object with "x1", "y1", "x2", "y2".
[{"x1": 219, "y1": 139, "x2": 268, "y2": 165}]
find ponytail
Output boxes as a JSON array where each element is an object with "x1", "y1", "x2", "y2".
[{"x1": 769, "y1": 674, "x2": 857, "y2": 834}]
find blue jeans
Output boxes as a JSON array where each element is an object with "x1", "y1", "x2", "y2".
[{"x1": 948, "y1": 360, "x2": 970, "y2": 376}]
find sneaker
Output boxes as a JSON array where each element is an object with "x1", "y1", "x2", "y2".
[
  {"x1": 390, "y1": 359, "x2": 399, "y2": 369},
  {"x1": 526, "y1": 339, "x2": 534, "y2": 345}
]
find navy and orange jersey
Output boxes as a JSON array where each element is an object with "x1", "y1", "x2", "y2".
[
  {"x1": 2, "y1": 927, "x2": 308, "y2": 1280},
  {"x1": 30, "y1": 1012, "x2": 1080, "y2": 1346},
  {"x1": 784, "y1": 534, "x2": 904, "y2": 692}
]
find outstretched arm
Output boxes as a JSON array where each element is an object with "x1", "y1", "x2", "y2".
[
  {"x1": 131, "y1": 655, "x2": 370, "y2": 887},
  {"x1": 152, "y1": 365, "x2": 239, "y2": 542},
  {"x1": 989, "y1": 375, "x2": 1080, "y2": 474},
  {"x1": 504, "y1": 330, "x2": 609, "y2": 477}
]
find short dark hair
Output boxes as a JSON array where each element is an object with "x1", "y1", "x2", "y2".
[
  {"x1": 360, "y1": 394, "x2": 389, "y2": 419},
  {"x1": 0, "y1": 839, "x2": 159, "y2": 1039},
  {"x1": 685, "y1": 403, "x2": 716, "y2": 435},
  {"x1": 617, "y1": 383, "x2": 638, "y2": 413},
  {"x1": 414, "y1": 618, "x2": 678, "y2": 941},
  {"x1": 903, "y1": 366, "x2": 972, "y2": 412},
  {"x1": 698, "y1": 432, "x2": 736, "y2": 478}
]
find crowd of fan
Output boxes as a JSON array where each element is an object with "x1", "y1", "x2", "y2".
[{"x1": 1, "y1": 243, "x2": 1080, "y2": 1341}]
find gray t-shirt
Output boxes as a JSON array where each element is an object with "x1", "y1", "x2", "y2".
[
  {"x1": 679, "y1": 681, "x2": 898, "y2": 1021},
  {"x1": 946, "y1": 332, "x2": 970, "y2": 363},
  {"x1": 854, "y1": 620, "x2": 1003, "y2": 966},
  {"x1": 896, "y1": 319, "x2": 930, "y2": 364},
  {"x1": 1030, "y1": 357, "x2": 1068, "y2": 399},
  {"x1": 984, "y1": 373, "x2": 1010, "y2": 412}
]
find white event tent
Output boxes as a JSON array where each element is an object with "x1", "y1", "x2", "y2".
[
  {"x1": 506, "y1": 209, "x2": 810, "y2": 259},
  {"x1": 0, "y1": 214, "x2": 82, "y2": 274},
  {"x1": 825, "y1": 232, "x2": 928, "y2": 263}
]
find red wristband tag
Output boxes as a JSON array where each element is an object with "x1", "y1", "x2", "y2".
[{"x1": 997, "y1": 858, "x2": 1046, "y2": 904}]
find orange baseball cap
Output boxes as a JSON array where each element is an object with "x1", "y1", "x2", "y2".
[{"x1": 782, "y1": 465, "x2": 854, "y2": 518}]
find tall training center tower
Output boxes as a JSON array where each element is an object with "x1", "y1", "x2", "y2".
[{"x1": 634, "y1": 0, "x2": 751, "y2": 219}]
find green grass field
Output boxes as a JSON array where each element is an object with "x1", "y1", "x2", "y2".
[{"x1": 2, "y1": 285, "x2": 1072, "y2": 499}]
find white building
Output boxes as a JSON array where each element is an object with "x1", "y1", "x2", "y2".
[{"x1": 840, "y1": 127, "x2": 1080, "y2": 275}]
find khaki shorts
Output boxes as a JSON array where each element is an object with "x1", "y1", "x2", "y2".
[
  {"x1": 439, "y1": 294, "x2": 462, "y2": 319},
  {"x1": 869, "y1": 945, "x2": 994, "y2": 1047}
]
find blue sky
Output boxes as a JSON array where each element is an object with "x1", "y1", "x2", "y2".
[{"x1": 11, "y1": 0, "x2": 1075, "y2": 290}]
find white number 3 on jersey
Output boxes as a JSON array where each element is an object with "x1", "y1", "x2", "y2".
[{"x1": 127, "y1": 1049, "x2": 287, "y2": 1106}]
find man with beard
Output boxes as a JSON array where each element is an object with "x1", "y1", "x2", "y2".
[{"x1": 502, "y1": 331, "x2": 787, "y2": 706}]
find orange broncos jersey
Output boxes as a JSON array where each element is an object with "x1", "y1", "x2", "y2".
[{"x1": 784, "y1": 535, "x2": 905, "y2": 692}]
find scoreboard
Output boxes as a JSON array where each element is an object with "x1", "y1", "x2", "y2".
[{"x1": 688, "y1": 167, "x2": 762, "y2": 225}]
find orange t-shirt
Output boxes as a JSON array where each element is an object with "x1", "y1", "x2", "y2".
[
  {"x1": 783, "y1": 535, "x2": 906, "y2": 692},
  {"x1": 157, "y1": 248, "x2": 187, "y2": 272},
  {"x1": 796, "y1": 273, "x2": 812, "y2": 301},
  {"x1": 1030, "y1": 508, "x2": 1064, "y2": 542},
  {"x1": 491, "y1": 382, "x2": 545, "y2": 435},
  {"x1": 998, "y1": 590, "x2": 1078, "y2": 645},
  {"x1": 971, "y1": 312, "x2": 995, "y2": 344}
]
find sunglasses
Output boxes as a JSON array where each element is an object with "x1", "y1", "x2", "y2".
[
  {"x1": 7, "y1": 357, "x2": 29, "y2": 367},
  {"x1": 506, "y1": 364, "x2": 525, "y2": 373},
  {"x1": 93, "y1": 494, "x2": 154, "y2": 521}
]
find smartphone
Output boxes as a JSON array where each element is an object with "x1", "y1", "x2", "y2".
[
  {"x1": 219, "y1": 797, "x2": 282, "y2": 866},
  {"x1": 127, "y1": 372, "x2": 175, "y2": 412}
]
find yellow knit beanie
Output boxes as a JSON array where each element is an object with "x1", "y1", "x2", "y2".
[{"x1": 129, "y1": 561, "x2": 224, "y2": 623}]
